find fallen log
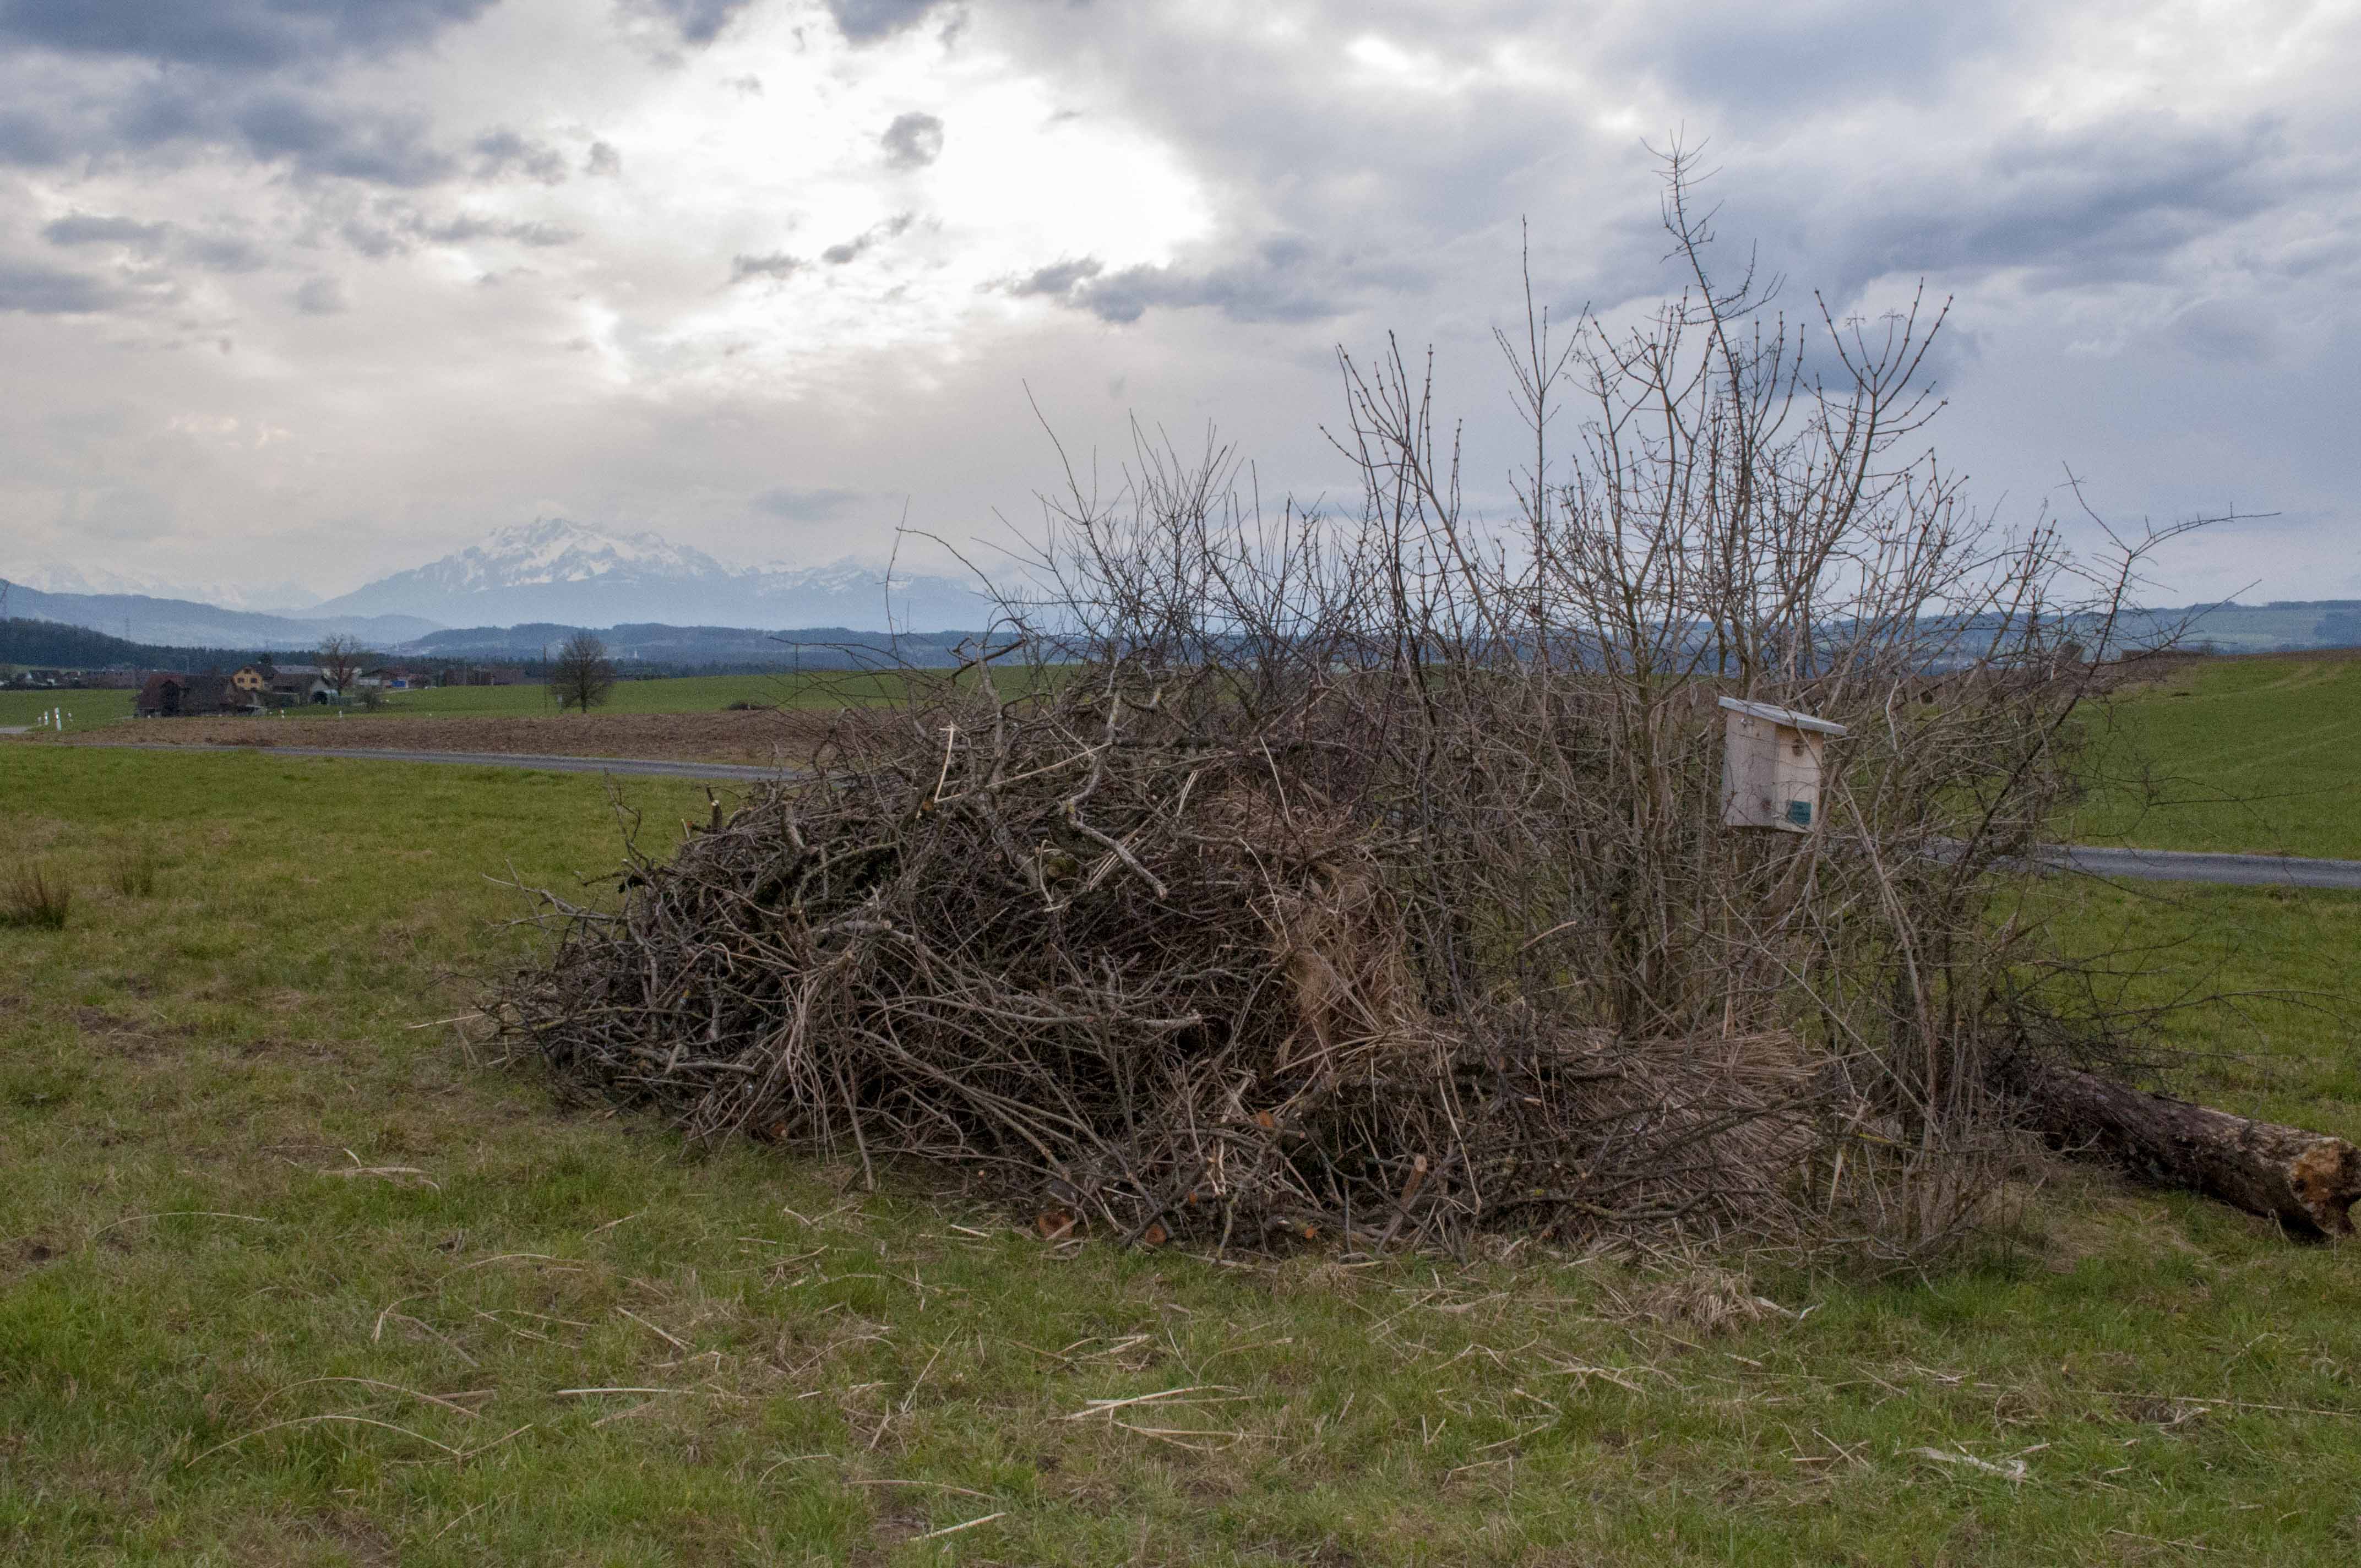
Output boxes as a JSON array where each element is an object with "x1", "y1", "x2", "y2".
[{"x1": 2020, "y1": 1066, "x2": 2361, "y2": 1238}]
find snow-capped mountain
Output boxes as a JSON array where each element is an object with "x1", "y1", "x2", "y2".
[
  {"x1": 306, "y1": 518, "x2": 989, "y2": 633},
  {"x1": 0, "y1": 581, "x2": 440, "y2": 650},
  {"x1": 16, "y1": 563, "x2": 324, "y2": 614},
  {"x1": 356, "y1": 517, "x2": 735, "y2": 596}
]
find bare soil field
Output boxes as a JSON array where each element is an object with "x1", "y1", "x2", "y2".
[{"x1": 47, "y1": 709, "x2": 839, "y2": 765}]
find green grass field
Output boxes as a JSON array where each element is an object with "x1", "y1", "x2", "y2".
[
  {"x1": 2076, "y1": 654, "x2": 2361, "y2": 860},
  {"x1": 0, "y1": 687, "x2": 135, "y2": 728},
  {"x1": 4, "y1": 744, "x2": 2360, "y2": 1564},
  {"x1": 0, "y1": 671, "x2": 911, "y2": 733},
  {"x1": 18, "y1": 649, "x2": 2358, "y2": 862}
]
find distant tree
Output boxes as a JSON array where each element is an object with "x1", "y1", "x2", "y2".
[
  {"x1": 2315, "y1": 610, "x2": 2361, "y2": 649},
  {"x1": 316, "y1": 634, "x2": 368, "y2": 695},
  {"x1": 549, "y1": 632, "x2": 617, "y2": 712}
]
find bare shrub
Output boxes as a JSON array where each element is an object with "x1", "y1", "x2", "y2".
[
  {"x1": 494, "y1": 153, "x2": 2200, "y2": 1260},
  {"x1": 1, "y1": 861, "x2": 72, "y2": 929}
]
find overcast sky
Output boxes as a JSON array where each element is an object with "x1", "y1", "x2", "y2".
[{"x1": 1, "y1": 0, "x2": 2354, "y2": 605}]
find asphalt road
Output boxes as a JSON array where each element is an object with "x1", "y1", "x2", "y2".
[
  {"x1": 2046, "y1": 845, "x2": 2361, "y2": 890},
  {"x1": 29, "y1": 739, "x2": 2361, "y2": 891}
]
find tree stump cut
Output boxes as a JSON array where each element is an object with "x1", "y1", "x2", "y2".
[{"x1": 2025, "y1": 1066, "x2": 2361, "y2": 1238}]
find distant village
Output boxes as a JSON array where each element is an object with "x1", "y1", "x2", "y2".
[
  {"x1": 132, "y1": 660, "x2": 528, "y2": 716},
  {"x1": 2, "y1": 658, "x2": 527, "y2": 711}
]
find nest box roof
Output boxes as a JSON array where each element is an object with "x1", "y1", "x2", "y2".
[{"x1": 1717, "y1": 695, "x2": 1849, "y2": 737}]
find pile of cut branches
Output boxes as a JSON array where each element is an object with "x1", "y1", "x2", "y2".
[{"x1": 497, "y1": 666, "x2": 1833, "y2": 1249}]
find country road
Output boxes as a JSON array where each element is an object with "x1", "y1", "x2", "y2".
[{"x1": 23, "y1": 739, "x2": 2361, "y2": 891}]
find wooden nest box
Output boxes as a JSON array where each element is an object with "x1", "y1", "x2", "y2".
[{"x1": 1717, "y1": 696, "x2": 1848, "y2": 833}]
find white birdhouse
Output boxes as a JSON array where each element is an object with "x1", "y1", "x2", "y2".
[{"x1": 1717, "y1": 696, "x2": 1848, "y2": 833}]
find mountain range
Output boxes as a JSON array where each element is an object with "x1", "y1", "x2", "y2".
[
  {"x1": 306, "y1": 518, "x2": 988, "y2": 632},
  {"x1": 12, "y1": 563, "x2": 325, "y2": 613},
  {"x1": 17, "y1": 518, "x2": 2359, "y2": 663},
  {"x1": 0, "y1": 582, "x2": 439, "y2": 651},
  {"x1": 8, "y1": 518, "x2": 991, "y2": 650}
]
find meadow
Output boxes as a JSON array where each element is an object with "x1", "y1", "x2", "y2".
[
  {"x1": 0, "y1": 671, "x2": 898, "y2": 733},
  {"x1": 15, "y1": 646, "x2": 2359, "y2": 859},
  {"x1": 3, "y1": 741, "x2": 2359, "y2": 1564},
  {"x1": 0, "y1": 687, "x2": 135, "y2": 728},
  {"x1": 2074, "y1": 652, "x2": 2361, "y2": 861}
]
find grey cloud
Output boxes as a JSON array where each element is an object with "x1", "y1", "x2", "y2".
[
  {"x1": 2170, "y1": 298, "x2": 2277, "y2": 363},
  {"x1": 1655, "y1": 1, "x2": 2015, "y2": 119},
  {"x1": 1562, "y1": 112, "x2": 2308, "y2": 323},
  {"x1": 340, "y1": 217, "x2": 405, "y2": 258},
  {"x1": 43, "y1": 212, "x2": 170, "y2": 251},
  {"x1": 829, "y1": 0, "x2": 945, "y2": 43},
  {"x1": 336, "y1": 208, "x2": 581, "y2": 257},
  {"x1": 585, "y1": 140, "x2": 622, "y2": 177},
  {"x1": 183, "y1": 232, "x2": 269, "y2": 273},
  {"x1": 232, "y1": 94, "x2": 455, "y2": 185},
  {"x1": 59, "y1": 76, "x2": 492, "y2": 189},
  {"x1": 1008, "y1": 257, "x2": 1102, "y2": 297},
  {"x1": 821, "y1": 212, "x2": 913, "y2": 265},
  {"x1": 416, "y1": 213, "x2": 580, "y2": 247},
  {"x1": 43, "y1": 213, "x2": 266, "y2": 274},
  {"x1": 1581, "y1": 116, "x2": 2308, "y2": 322},
  {"x1": 880, "y1": 111, "x2": 943, "y2": 170},
  {"x1": 474, "y1": 128, "x2": 569, "y2": 184},
  {"x1": 11, "y1": 38, "x2": 551, "y2": 191},
  {"x1": 754, "y1": 486, "x2": 861, "y2": 519},
  {"x1": 0, "y1": 261, "x2": 121, "y2": 314},
  {"x1": 1820, "y1": 112, "x2": 2294, "y2": 296},
  {"x1": 1008, "y1": 239, "x2": 1368, "y2": 325},
  {"x1": 731, "y1": 251, "x2": 807, "y2": 282},
  {"x1": 638, "y1": 0, "x2": 758, "y2": 47},
  {"x1": 0, "y1": 0, "x2": 495, "y2": 72},
  {"x1": 293, "y1": 275, "x2": 347, "y2": 314},
  {"x1": 0, "y1": 108, "x2": 64, "y2": 165}
]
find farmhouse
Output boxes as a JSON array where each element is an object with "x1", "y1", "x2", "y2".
[
  {"x1": 266, "y1": 665, "x2": 339, "y2": 706},
  {"x1": 137, "y1": 672, "x2": 255, "y2": 717},
  {"x1": 234, "y1": 661, "x2": 341, "y2": 706}
]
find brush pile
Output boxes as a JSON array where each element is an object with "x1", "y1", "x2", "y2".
[{"x1": 497, "y1": 666, "x2": 1834, "y2": 1249}]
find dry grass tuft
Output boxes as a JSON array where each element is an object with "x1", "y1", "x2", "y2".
[
  {"x1": 1602, "y1": 1264, "x2": 1798, "y2": 1337},
  {"x1": 1, "y1": 858, "x2": 72, "y2": 929}
]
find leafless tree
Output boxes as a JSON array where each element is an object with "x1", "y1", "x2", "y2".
[
  {"x1": 315, "y1": 634, "x2": 368, "y2": 695},
  {"x1": 548, "y1": 631, "x2": 616, "y2": 712}
]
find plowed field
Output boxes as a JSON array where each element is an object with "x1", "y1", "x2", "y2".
[{"x1": 56, "y1": 708, "x2": 840, "y2": 765}]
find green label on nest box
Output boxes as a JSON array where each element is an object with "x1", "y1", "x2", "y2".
[{"x1": 1785, "y1": 799, "x2": 1813, "y2": 827}]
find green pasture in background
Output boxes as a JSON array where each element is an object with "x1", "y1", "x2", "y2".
[
  {"x1": 2077, "y1": 655, "x2": 2361, "y2": 859},
  {"x1": 10, "y1": 646, "x2": 2361, "y2": 859}
]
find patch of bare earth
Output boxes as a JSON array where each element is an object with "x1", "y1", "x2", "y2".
[{"x1": 58, "y1": 710, "x2": 851, "y2": 766}]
